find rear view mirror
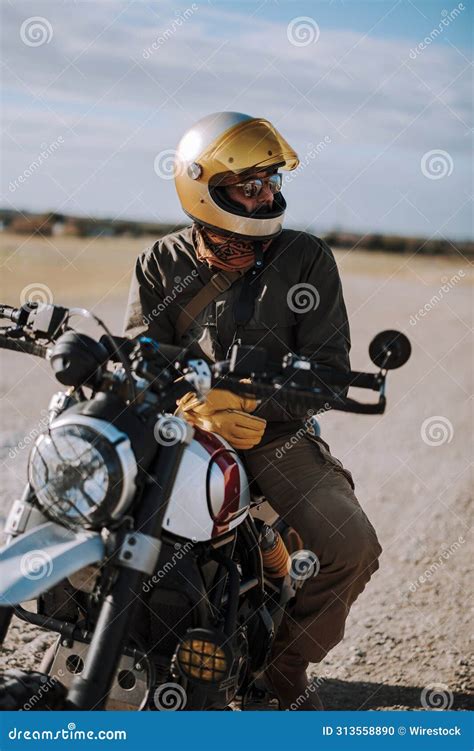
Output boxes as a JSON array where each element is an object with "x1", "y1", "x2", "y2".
[{"x1": 369, "y1": 330, "x2": 411, "y2": 370}]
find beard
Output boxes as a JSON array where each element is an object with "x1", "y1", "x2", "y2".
[{"x1": 249, "y1": 201, "x2": 274, "y2": 217}]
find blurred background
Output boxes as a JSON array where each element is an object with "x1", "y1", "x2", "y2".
[{"x1": 0, "y1": 0, "x2": 472, "y2": 709}]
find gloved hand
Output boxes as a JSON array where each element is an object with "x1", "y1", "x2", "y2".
[
  {"x1": 176, "y1": 388, "x2": 257, "y2": 416},
  {"x1": 184, "y1": 408, "x2": 267, "y2": 450}
]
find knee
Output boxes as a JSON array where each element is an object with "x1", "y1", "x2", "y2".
[{"x1": 336, "y1": 512, "x2": 382, "y2": 576}]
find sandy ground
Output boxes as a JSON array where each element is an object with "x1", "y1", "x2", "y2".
[{"x1": 0, "y1": 232, "x2": 472, "y2": 710}]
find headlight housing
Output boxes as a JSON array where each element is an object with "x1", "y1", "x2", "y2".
[
  {"x1": 28, "y1": 415, "x2": 137, "y2": 529},
  {"x1": 176, "y1": 628, "x2": 232, "y2": 685}
]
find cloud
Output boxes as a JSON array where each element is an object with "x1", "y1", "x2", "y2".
[{"x1": 1, "y1": 0, "x2": 471, "y2": 237}]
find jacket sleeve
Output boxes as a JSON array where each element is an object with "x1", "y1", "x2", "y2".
[
  {"x1": 294, "y1": 236, "x2": 351, "y2": 369},
  {"x1": 253, "y1": 236, "x2": 351, "y2": 423},
  {"x1": 123, "y1": 245, "x2": 176, "y2": 344}
]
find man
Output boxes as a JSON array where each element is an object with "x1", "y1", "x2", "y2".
[{"x1": 124, "y1": 111, "x2": 382, "y2": 710}]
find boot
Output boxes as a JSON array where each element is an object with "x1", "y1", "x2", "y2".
[
  {"x1": 264, "y1": 653, "x2": 324, "y2": 710},
  {"x1": 264, "y1": 612, "x2": 324, "y2": 711}
]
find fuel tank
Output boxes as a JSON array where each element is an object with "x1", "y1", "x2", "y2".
[{"x1": 163, "y1": 426, "x2": 251, "y2": 541}]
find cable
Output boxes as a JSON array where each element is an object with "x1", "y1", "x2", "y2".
[{"x1": 68, "y1": 308, "x2": 136, "y2": 402}]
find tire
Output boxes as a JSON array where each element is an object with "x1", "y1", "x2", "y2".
[{"x1": 0, "y1": 669, "x2": 67, "y2": 710}]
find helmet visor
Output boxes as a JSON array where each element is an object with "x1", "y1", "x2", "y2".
[{"x1": 201, "y1": 118, "x2": 299, "y2": 180}]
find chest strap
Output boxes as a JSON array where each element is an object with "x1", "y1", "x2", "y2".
[{"x1": 175, "y1": 269, "x2": 244, "y2": 339}]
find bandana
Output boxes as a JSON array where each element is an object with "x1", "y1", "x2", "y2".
[{"x1": 192, "y1": 223, "x2": 273, "y2": 272}]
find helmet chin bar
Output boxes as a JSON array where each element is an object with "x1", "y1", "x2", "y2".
[{"x1": 202, "y1": 187, "x2": 287, "y2": 240}]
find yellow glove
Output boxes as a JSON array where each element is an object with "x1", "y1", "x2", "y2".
[
  {"x1": 176, "y1": 388, "x2": 257, "y2": 416},
  {"x1": 184, "y1": 409, "x2": 266, "y2": 450}
]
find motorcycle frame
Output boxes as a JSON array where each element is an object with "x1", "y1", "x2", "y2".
[{"x1": 0, "y1": 440, "x2": 273, "y2": 710}]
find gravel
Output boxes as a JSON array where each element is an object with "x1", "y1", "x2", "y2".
[{"x1": 0, "y1": 243, "x2": 471, "y2": 711}]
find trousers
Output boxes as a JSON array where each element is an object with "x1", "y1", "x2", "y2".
[{"x1": 242, "y1": 432, "x2": 382, "y2": 668}]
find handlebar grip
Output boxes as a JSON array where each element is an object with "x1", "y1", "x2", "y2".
[
  {"x1": 0, "y1": 334, "x2": 49, "y2": 359},
  {"x1": 0, "y1": 305, "x2": 19, "y2": 322},
  {"x1": 212, "y1": 378, "x2": 333, "y2": 413},
  {"x1": 211, "y1": 376, "x2": 386, "y2": 415},
  {"x1": 311, "y1": 368, "x2": 382, "y2": 391}
]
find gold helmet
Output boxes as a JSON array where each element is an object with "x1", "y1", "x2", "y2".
[{"x1": 174, "y1": 112, "x2": 299, "y2": 240}]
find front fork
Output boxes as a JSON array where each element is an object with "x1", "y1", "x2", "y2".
[
  {"x1": 0, "y1": 421, "x2": 191, "y2": 710},
  {"x1": 0, "y1": 483, "x2": 48, "y2": 646},
  {"x1": 67, "y1": 425, "x2": 192, "y2": 710}
]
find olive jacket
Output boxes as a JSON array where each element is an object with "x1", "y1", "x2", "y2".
[{"x1": 123, "y1": 225, "x2": 351, "y2": 445}]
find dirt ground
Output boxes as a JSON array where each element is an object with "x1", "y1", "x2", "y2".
[{"x1": 0, "y1": 232, "x2": 472, "y2": 710}]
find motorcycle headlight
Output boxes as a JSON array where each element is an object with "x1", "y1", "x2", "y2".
[{"x1": 28, "y1": 415, "x2": 137, "y2": 529}]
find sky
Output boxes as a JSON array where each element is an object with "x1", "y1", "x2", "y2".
[{"x1": 1, "y1": 0, "x2": 472, "y2": 239}]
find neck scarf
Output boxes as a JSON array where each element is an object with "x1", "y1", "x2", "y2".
[{"x1": 192, "y1": 223, "x2": 273, "y2": 272}]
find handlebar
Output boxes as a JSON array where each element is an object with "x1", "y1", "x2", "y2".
[
  {"x1": 0, "y1": 333, "x2": 49, "y2": 359},
  {"x1": 206, "y1": 373, "x2": 386, "y2": 415},
  {"x1": 0, "y1": 305, "x2": 22, "y2": 324},
  {"x1": 0, "y1": 301, "x2": 403, "y2": 416}
]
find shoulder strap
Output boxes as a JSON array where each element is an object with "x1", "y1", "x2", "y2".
[{"x1": 175, "y1": 269, "x2": 244, "y2": 339}]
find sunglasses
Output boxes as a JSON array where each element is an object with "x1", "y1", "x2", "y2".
[{"x1": 233, "y1": 173, "x2": 282, "y2": 198}]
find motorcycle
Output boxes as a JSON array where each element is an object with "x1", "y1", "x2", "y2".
[{"x1": 0, "y1": 300, "x2": 411, "y2": 711}]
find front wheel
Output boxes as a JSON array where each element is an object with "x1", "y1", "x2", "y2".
[{"x1": 0, "y1": 669, "x2": 67, "y2": 710}]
